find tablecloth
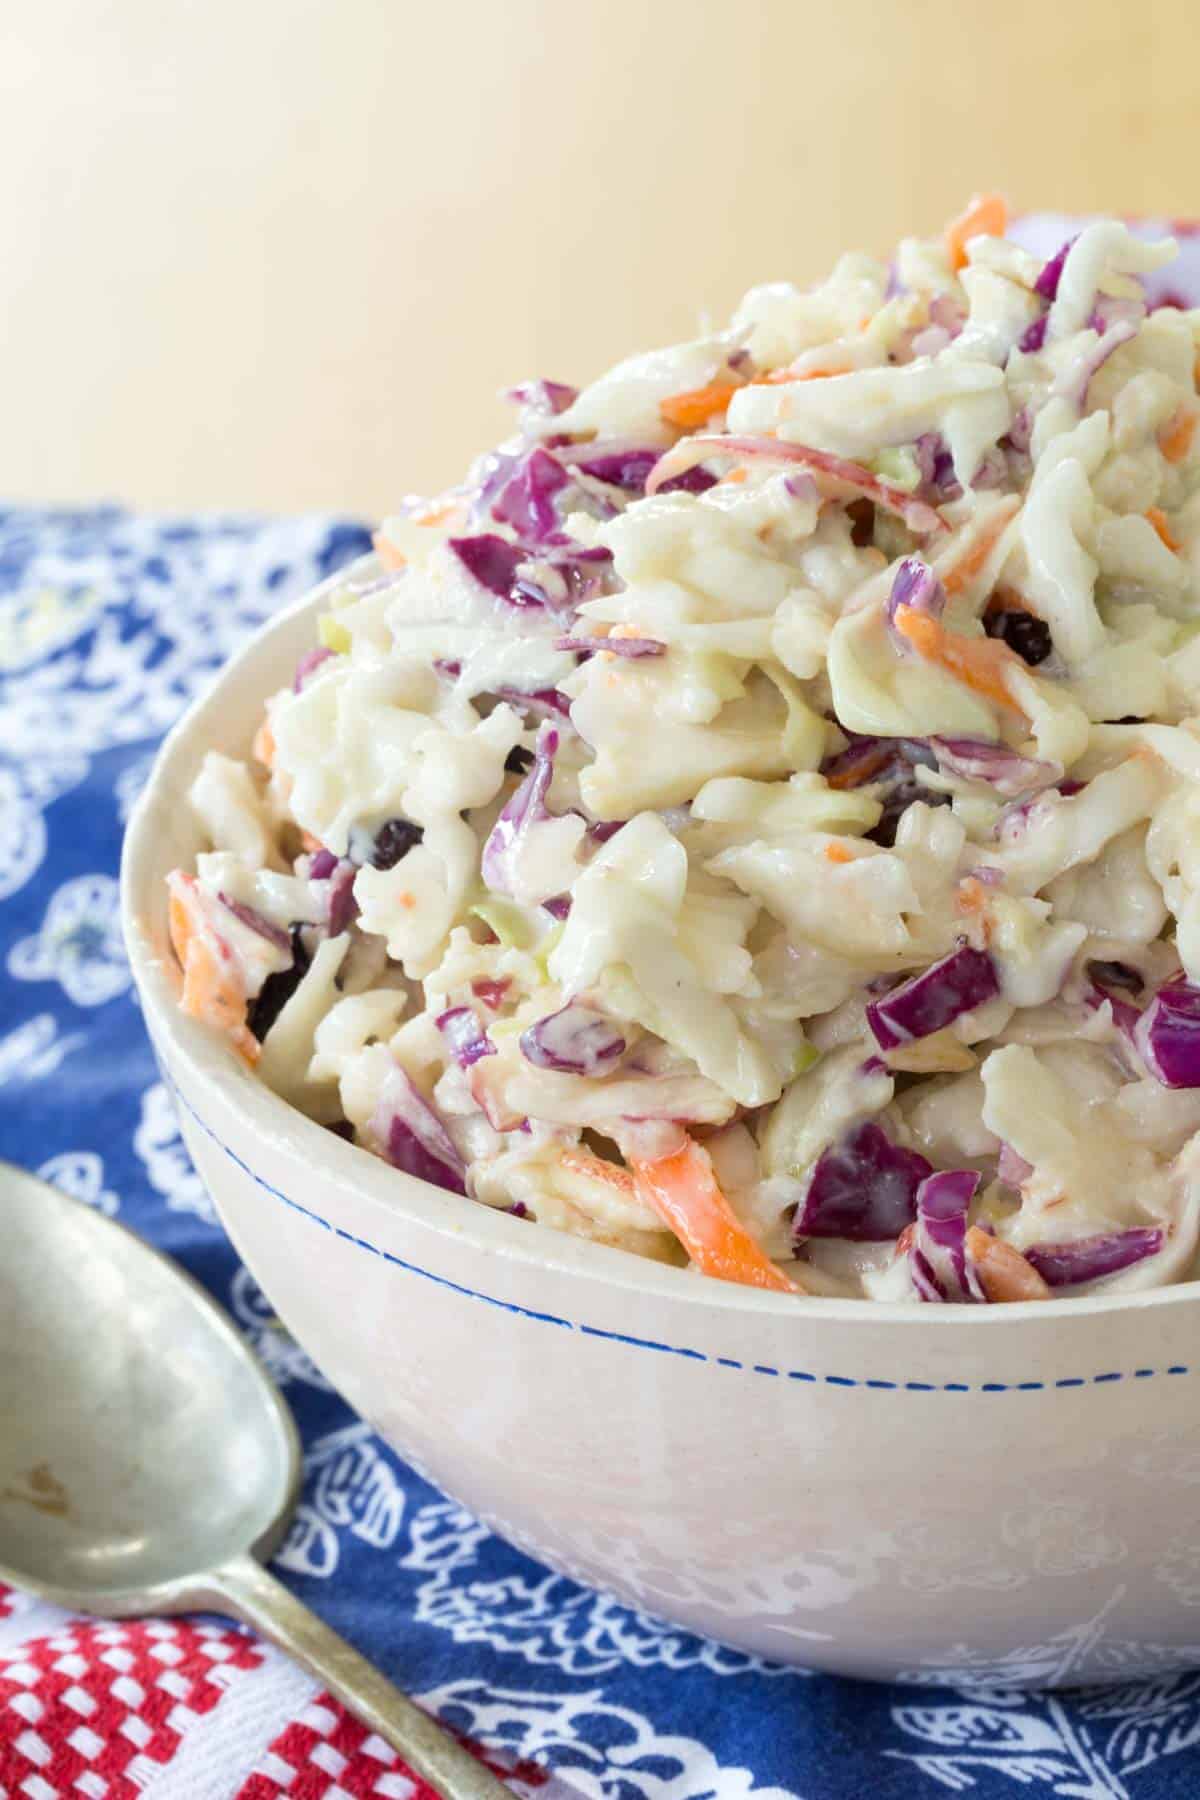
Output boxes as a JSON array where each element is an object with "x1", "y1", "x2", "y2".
[{"x1": 3, "y1": 501, "x2": 1200, "y2": 1799}]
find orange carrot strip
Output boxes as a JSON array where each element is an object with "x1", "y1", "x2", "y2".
[
  {"x1": 167, "y1": 873, "x2": 259, "y2": 1065},
  {"x1": 1146, "y1": 505, "x2": 1181, "y2": 552},
  {"x1": 944, "y1": 194, "x2": 1008, "y2": 272},
  {"x1": 372, "y1": 531, "x2": 407, "y2": 571},
  {"x1": 824, "y1": 842, "x2": 854, "y2": 864},
  {"x1": 941, "y1": 501, "x2": 1020, "y2": 596},
  {"x1": 412, "y1": 495, "x2": 464, "y2": 527},
  {"x1": 1159, "y1": 408, "x2": 1198, "y2": 464},
  {"x1": 560, "y1": 1149, "x2": 638, "y2": 1196},
  {"x1": 965, "y1": 1227, "x2": 1050, "y2": 1302},
  {"x1": 825, "y1": 744, "x2": 895, "y2": 789},
  {"x1": 631, "y1": 1138, "x2": 799, "y2": 1293},
  {"x1": 659, "y1": 380, "x2": 741, "y2": 430},
  {"x1": 753, "y1": 365, "x2": 847, "y2": 385},
  {"x1": 893, "y1": 606, "x2": 1027, "y2": 716},
  {"x1": 252, "y1": 717, "x2": 275, "y2": 770}
]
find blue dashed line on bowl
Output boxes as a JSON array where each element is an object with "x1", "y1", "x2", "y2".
[{"x1": 169, "y1": 1077, "x2": 1194, "y2": 1397}]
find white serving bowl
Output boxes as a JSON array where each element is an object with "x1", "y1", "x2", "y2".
[{"x1": 122, "y1": 559, "x2": 1200, "y2": 1689}]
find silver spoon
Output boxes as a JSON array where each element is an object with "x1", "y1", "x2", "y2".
[{"x1": 0, "y1": 1161, "x2": 506, "y2": 1800}]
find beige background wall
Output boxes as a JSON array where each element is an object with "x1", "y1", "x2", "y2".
[{"x1": 2, "y1": 0, "x2": 1196, "y2": 518}]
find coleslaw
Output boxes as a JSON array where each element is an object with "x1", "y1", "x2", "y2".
[{"x1": 165, "y1": 198, "x2": 1200, "y2": 1303}]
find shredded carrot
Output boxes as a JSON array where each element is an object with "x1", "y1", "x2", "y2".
[
  {"x1": 944, "y1": 193, "x2": 1008, "y2": 272},
  {"x1": 754, "y1": 365, "x2": 847, "y2": 385},
  {"x1": 631, "y1": 1138, "x2": 799, "y2": 1292},
  {"x1": 1145, "y1": 506, "x2": 1181, "y2": 553},
  {"x1": 825, "y1": 744, "x2": 895, "y2": 789},
  {"x1": 956, "y1": 876, "x2": 987, "y2": 914},
  {"x1": 955, "y1": 877, "x2": 993, "y2": 942},
  {"x1": 659, "y1": 380, "x2": 741, "y2": 431},
  {"x1": 372, "y1": 531, "x2": 407, "y2": 571},
  {"x1": 719, "y1": 466, "x2": 750, "y2": 484},
  {"x1": 893, "y1": 606, "x2": 1026, "y2": 716},
  {"x1": 824, "y1": 842, "x2": 854, "y2": 864},
  {"x1": 560, "y1": 1149, "x2": 638, "y2": 1196},
  {"x1": 941, "y1": 501, "x2": 1020, "y2": 596},
  {"x1": 1159, "y1": 407, "x2": 1198, "y2": 464},
  {"x1": 167, "y1": 874, "x2": 259, "y2": 1065},
  {"x1": 965, "y1": 1227, "x2": 1050, "y2": 1302},
  {"x1": 252, "y1": 718, "x2": 275, "y2": 770},
  {"x1": 411, "y1": 495, "x2": 464, "y2": 528},
  {"x1": 300, "y1": 830, "x2": 325, "y2": 855}
]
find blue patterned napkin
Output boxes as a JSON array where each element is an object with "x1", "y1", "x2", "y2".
[{"x1": 3, "y1": 502, "x2": 1199, "y2": 1797}]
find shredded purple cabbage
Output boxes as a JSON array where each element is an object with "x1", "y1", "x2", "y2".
[
  {"x1": 217, "y1": 893, "x2": 291, "y2": 952},
  {"x1": 511, "y1": 542, "x2": 614, "y2": 613},
  {"x1": 1017, "y1": 314, "x2": 1049, "y2": 355},
  {"x1": 481, "y1": 724, "x2": 562, "y2": 896},
  {"x1": 568, "y1": 446, "x2": 659, "y2": 491},
  {"x1": 928, "y1": 293, "x2": 965, "y2": 337},
  {"x1": 383, "y1": 1081, "x2": 467, "y2": 1196},
  {"x1": 886, "y1": 558, "x2": 945, "y2": 637},
  {"x1": 504, "y1": 378, "x2": 578, "y2": 416},
  {"x1": 1035, "y1": 237, "x2": 1076, "y2": 300},
  {"x1": 1134, "y1": 979, "x2": 1200, "y2": 1088},
  {"x1": 930, "y1": 736, "x2": 1060, "y2": 797},
  {"x1": 308, "y1": 849, "x2": 338, "y2": 881},
  {"x1": 471, "y1": 976, "x2": 511, "y2": 1010},
  {"x1": 1025, "y1": 1227, "x2": 1163, "y2": 1287},
  {"x1": 294, "y1": 647, "x2": 335, "y2": 691},
  {"x1": 914, "y1": 433, "x2": 962, "y2": 501},
  {"x1": 910, "y1": 1170, "x2": 985, "y2": 1302},
  {"x1": 661, "y1": 465, "x2": 720, "y2": 494},
  {"x1": 795, "y1": 1122, "x2": 932, "y2": 1242},
  {"x1": 436, "y1": 1005, "x2": 496, "y2": 1069},
  {"x1": 1056, "y1": 320, "x2": 1137, "y2": 410},
  {"x1": 820, "y1": 733, "x2": 945, "y2": 847},
  {"x1": 554, "y1": 633, "x2": 666, "y2": 659},
  {"x1": 1004, "y1": 405, "x2": 1034, "y2": 455},
  {"x1": 448, "y1": 533, "x2": 525, "y2": 600},
  {"x1": 326, "y1": 863, "x2": 358, "y2": 936},
  {"x1": 867, "y1": 943, "x2": 999, "y2": 1050},
  {"x1": 489, "y1": 447, "x2": 571, "y2": 545},
  {"x1": 495, "y1": 685, "x2": 574, "y2": 721},
  {"x1": 520, "y1": 1001, "x2": 626, "y2": 1076},
  {"x1": 997, "y1": 1142, "x2": 1032, "y2": 1188}
]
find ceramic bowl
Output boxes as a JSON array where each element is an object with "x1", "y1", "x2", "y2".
[{"x1": 121, "y1": 558, "x2": 1200, "y2": 1689}]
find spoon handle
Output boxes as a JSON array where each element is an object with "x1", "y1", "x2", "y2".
[{"x1": 205, "y1": 1553, "x2": 510, "y2": 1799}]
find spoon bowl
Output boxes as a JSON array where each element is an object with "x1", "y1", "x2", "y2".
[
  {"x1": 0, "y1": 1161, "x2": 506, "y2": 1799},
  {"x1": 0, "y1": 1159, "x2": 297, "y2": 1608}
]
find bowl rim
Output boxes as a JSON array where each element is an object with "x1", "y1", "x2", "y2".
[{"x1": 120, "y1": 557, "x2": 1200, "y2": 1331}]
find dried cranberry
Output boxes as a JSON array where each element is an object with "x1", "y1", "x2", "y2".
[
  {"x1": 985, "y1": 609, "x2": 1052, "y2": 666},
  {"x1": 369, "y1": 818, "x2": 424, "y2": 870},
  {"x1": 248, "y1": 926, "x2": 310, "y2": 1042}
]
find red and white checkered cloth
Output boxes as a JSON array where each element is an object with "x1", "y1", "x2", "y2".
[{"x1": 0, "y1": 1584, "x2": 556, "y2": 1799}]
